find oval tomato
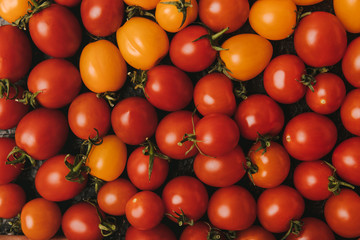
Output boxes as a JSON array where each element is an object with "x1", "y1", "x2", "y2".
[
  {"x1": 286, "y1": 217, "x2": 335, "y2": 240},
  {"x1": 334, "y1": 0, "x2": 360, "y2": 33},
  {"x1": 0, "y1": 183, "x2": 26, "y2": 219},
  {"x1": 125, "y1": 224, "x2": 177, "y2": 240},
  {"x1": 0, "y1": 138, "x2": 23, "y2": 184},
  {"x1": 342, "y1": 36, "x2": 360, "y2": 88},
  {"x1": 236, "y1": 225, "x2": 276, "y2": 240},
  {"x1": 340, "y1": 88, "x2": 360, "y2": 136}
]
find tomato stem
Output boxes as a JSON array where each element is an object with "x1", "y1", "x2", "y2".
[
  {"x1": 129, "y1": 70, "x2": 149, "y2": 98},
  {"x1": 96, "y1": 91, "x2": 120, "y2": 108},
  {"x1": 6, "y1": 146, "x2": 36, "y2": 166},
  {"x1": 125, "y1": 5, "x2": 155, "y2": 20},
  {"x1": 0, "y1": 79, "x2": 18, "y2": 100},
  {"x1": 193, "y1": 27, "x2": 229, "y2": 52},
  {"x1": 280, "y1": 219, "x2": 303, "y2": 240},
  {"x1": 165, "y1": 208, "x2": 194, "y2": 226},
  {"x1": 15, "y1": 90, "x2": 41, "y2": 108}
]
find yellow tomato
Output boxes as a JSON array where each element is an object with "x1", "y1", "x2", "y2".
[
  {"x1": 155, "y1": 0, "x2": 198, "y2": 33},
  {"x1": 292, "y1": 0, "x2": 324, "y2": 5},
  {"x1": 79, "y1": 39, "x2": 127, "y2": 93},
  {"x1": 334, "y1": 0, "x2": 360, "y2": 33},
  {"x1": 0, "y1": 0, "x2": 29, "y2": 23},
  {"x1": 86, "y1": 135, "x2": 127, "y2": 182},
  {"x1": 123, "y1": 0, "x2": 161, "y2": 10},
  {"x1": 249, "y1": 0, "x2": 297, "y2": 40},
  {"x1": 220, "y1": 33, "x2": 273, "y2": 81},
  {"x1": 116, "y1": 17, "x2": 169, "y2": 70}
]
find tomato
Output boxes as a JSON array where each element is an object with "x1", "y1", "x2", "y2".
[
  {"x1": 27, "y1": 58, "x2": 82, "y2": 109},
  {"x1": 21, "y1": 198, "x2": 62, "y2": 240},
  {"x1": 116, "y1": 17, "x2": 169, "y2": 70},
  {"x1": 334, "y1": 0, "x2": 360, "y2": 33},
  {"x1": 68, "y1": 92, "x2": 111, "y2": 140},
  {"x1": 199, "y1": 0, "x2": 249, "y2": 33},
  {"x1": 162, "y1": 176, "x2": 208, "y2": 224},
  {"x1": 86, "y1": 135, "x2": 127, "y2": 181},
  {"x1": 249, "y1": 0, "x2": 297, "y2": 40},
  {"x1": 0, "y1": 183, "x2": 26, "y2": 219},
  {"x1": 305, "y1": 73, "x2": 346, "y2": 115},
  {"x1": 155, "y1": 110, "x2": 200, "y2": 160},
  {"x1": 0, "y1": 25, "x2": 32, "y2": 82},
  {"x1": 340, "y1": 88, "x2": 360, "y2": 136},
  {"x1": 0, "y1": 138, "x2": 23, "y2": 184},
  {"x1": 324, "y1": 189, "x2": 360, "y2": 238},
  {"x1": 125, "y1": 191, "x2": 165, "y2": 230},
  {"x1": 125, "y1": 224, "x2": 177, "y2": 240},
  {"x1": 127, "y1": 146, "x2": 169, "y2": 190},
  {"x1": 220, "y1": 33, "x2": 273, "y2": 81},
  {"x1": 123, "y1": 0, "x2": 160, "y2": 10},
  {"x1": 29, "y1": 4, "x2": 82, "y2": 58},
  {"x1": 35, "y1": 154, "x2": 88, "y2": 202},
  {"x1": 292, "y1": 0, "x2": 324, "y2": 5},
  {"x1": 97, "y1": 178, "x2": 138, "y2": 216},
  {"x1": 332, "y1": 137, "x2": 360, "y2": 186},
  {"x1": 111, "y1": 97, "x2": 158, "y2": 145},
  {"x1": 180, "y1": 221, "x2": 227, "y2": 240},
  {"x1": 193, "y1": 73, "x2": 236, "y2": 116},
  {"x1": 294, "y1": 11, "x2": 347, "y2": 67},
  {"x1": 53, "y1": 0, "x2": 81, "y2": 7},
  {"x1": 62, "y1": 202, "x2": 103, "y2": 240},
  {"x1": 257, "y1": 185, "x2": 305, "y2": 233},
  {"x1": 263, "y1": 54, "x2": 307, "y2": 104},
  {"x1": 234, "y1": 94, "x2": 284, "y2": 141},
  {"x1": 283, "y1": 112, "x2": 337, "y2": 161},
  {"x1": 207, "y1": 185, "x2": 256, "y2": 231},
  {"x1": 286, "y1": 217, "x2": 335, "y2": 240},
  {"x1": 80, "y1": 39, "x2": 127, "y2": 93},
  {"x1": 236, "y1": 225, "x2": 276, "y2": 240},
  {"x1": 342, "y1": 36, "x2": 360, "y2": 88},
  {"x1": 143, "y1": 65, "x2": 194, "y2": 111},
  {"x1": 0, "y1": 0, "x2": 29, "y2": 23},
  {"x1": 193, "y1": 145, "x2": 246, "y2": 187},
  {"x1": 155, "y1": 0, "x2": 198, "y2": 33},
  {"x1": 80, "y1": 0, "x2": 124, "y2": 37}
]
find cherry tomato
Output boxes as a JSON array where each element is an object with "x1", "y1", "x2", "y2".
[
  {"x1": 334, "y1": 0, "x2": 360, "y2": 33},
  {"x1": 0, "y1": 138, "x2": 23, "y2": 184},
  {"x1": 236, "y1": 225, "x2": 276, "y2": 240},
  {"x1": 283, "y1": 112, "x2": 337, "y2": 161},
  {"x1": 198, "y1": 0, "x2": 249, "y2": 33},
  {"x1": 292, "y1": 0, "x2": 324, "y2": 5},
  {"x1": 53, "y1": 0, "x2": 81, "y2": 7},
  {"x1": 125, "y1": 224, "x2": 177, "y2": 240},
  {"x1": 286, "y1": 217, "x2": 335, "y2": 240},
  {"x1": 220, "y1": 33, "x2": 273, "y2": 81},
  {"x1": 340, "y1": 88, "x2": 360, "y2": 136},
  {"x1": 123, "y1": 0, "x2": 160, "y2": 10},
  {"x1": 0, "y1": 0, "x2": 29, "y2": 23},
  {"x1": 116, "y1": 17, "x2": 169, "y2": 70},
  {"x1": 21, "y1": 198, "x2": 62, "y2": 240},
  {"x1": 207, "y1": 185, "x2": 256, "y2": 231},
  {"x1": 342, "y1": 36, "x2": 360, "y2": 88},
  {"x1": 294, "y1": 11, "x2": 347, "y2": 67},
  {"x1": 180, "y1": 221, "x2": 227, "y2": 240},
  {"x1": 80, "y1": 39, "x2": 127, "y2": 93},
  {"x1": 0, "y1": 183, "x2": 26, "y2": 219},
  {"x1": 111, "y1": 97, "x2": 158, "y2": 145}
]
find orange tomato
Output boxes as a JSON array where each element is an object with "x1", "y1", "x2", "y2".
[
  {"x1": 292, "y1": 0, "x2": 324, "y2": 5},
  {"x1": 124, "y1": 0, "x2": 161, "y2": 10},
  {"x1": 79, "y1": 39, "x2": 127, "y2": 93},
  {"x1": 334, "y1": 0, "x2": 360, "y2": 33},
  {"x1": 0, "y1": 0, "x2": 30, "y2": 23},
  {"x1": 116, "y1": 17, "x2": 169, "y2": 70}
]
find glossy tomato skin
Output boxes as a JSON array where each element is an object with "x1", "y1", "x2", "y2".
[
  {"x1": 340, "y1": 88, "x2": 360, "y2": 136},
  {"x1": 180, "y1": 221, "x2": 227, "y2": 240},
  {"x1": 283, "y1": 112, "x2": 337, "y2": 161},
  {"x1": 0, "y1": 138, "x2": 23, "y2": 184},
  {"x1": 286, "y1": 217, "x2": 335, "y2": 240},
  {"x1": 29, "y1": 4, "x2": 82, "y2": 58},
  {"x1": 235, "y1": 225, "x2": 276, "y2": 240},
  {"x1": 0, "y1": 0, "x2": 30, "y2": 23},
  {"x1": 53, "y1": 0, "x2": 82, "y2": 7},
  {"x1": 193, "y1": 73, "x2": 236, "y2": 116},
  {"x1": 27, "y1": 58, "x2": 82, "y2": 109},
  {"x1": 324, "y1": 189, "x2": 360, "y2": 238},
  {"x1": 294, "y1": 11, "x2": 347, "y2": 67},
  {"x1": 342, "y1": 37, "x2": 360, "y2": 88},
  {"x1": 123, "y1": 0, "x2": 160, "y2": 10},
  {"x1": 111, "y1": 97, "x2": 158, "y2": 145},
  {"x1": 125, "y1": 224, "x2": 177, "y2": 240},
  {"x1": 0, "y1": 183, "x2": 26, "y2": 219},
  {"x1": 207, "y1": 185, "x2": 256, "y2": 231},
  {"x1": 145, "y1": 65, "x2": 193, "y2": 111},
  {"x1": 81, "y1": 0, "x2": 124, "y2": 37},
  {"x1": 235, "y1": 94, "x2": 284, "y2": 141},
  {"x1": 199, "y1": 0, "x2": 249, "y2": 33},
  {"x1": 0, "y1": 25, "x2": 32, "y2": 82},
  {"x1": 334, "y1": 0, "x2": 360, "y2": 33},
  {"x1": 21, "y1": 198, "x2": 62, "y2": 240}
]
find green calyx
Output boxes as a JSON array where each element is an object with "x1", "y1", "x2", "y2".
[
  {"x1": 0, "y1": 79, "x2": 18, "y2": 100},
  {"x1": 15, "y1": 90, "x2": 41, "y2": 108},
  {"x1": 281, "y1": 220, "x2": 304, "y2": 240},
  {"x1": 166, "y1": 208, "x2": 194, "y2": 226},
  {"x1": 13, "y1": 0, "x2": 52, "y2": 30},
  {"x1": 193, "y1": 27, "x2": 229, "y2": 51},
  {"x1": 6, "y1": 146, "x2": 36, "y2": 166}
]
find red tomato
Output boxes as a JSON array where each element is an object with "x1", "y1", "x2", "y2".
[
  {"x1": 125, "y1": 224, "x2": 177, "y2": 240},
  {"x1": 207, "y1": 185, "x2": 256, "y2": 231},
  {"x1": 236, "y1": 225, "x2": 276, "y2": 240},
  {"x1": 0, "y1": 183, "x2": 26, "y2": 219},
  {"x1": 0, "y1": 138, "x2": 23, "y2": 184},
  {"x1": 283, "y1": 112, "x2": 337, "y2": 161},
  {"x1": 193, "y1": 73, "x2": 236, "y2": 116},
  {"x1": 257, "y1": 185, "x2": 305, "y2": 233},
  {"x1": 294, "y1": 11, "x2": 347, "y2": 67},
  {"x1": 340, "y1": 88, "x2": 360, "y2": 136},
  {"x1": 111, "y1": 97, "x2": 158, "y2": 145},
  {"x1": 180, "y1": 221, "x2": 227, "y2": 240},
  {"x1": 234, "y1": 94, "x2": 284, "y2": 141},
  {"x1": 286, "y1": 217, "x2": 335, "y2": 240},
  {"x1": 54, "y1": 0, "x2": 81, "y2": 7},
  {"x1": 342, "y1": 36, "x2": 360, "y2": 88}
]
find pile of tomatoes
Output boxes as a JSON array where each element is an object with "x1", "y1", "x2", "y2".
[{"x1": 0, "y1": 0, "x2": 360, "y2": 239}]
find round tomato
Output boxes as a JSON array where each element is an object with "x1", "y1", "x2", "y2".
[
  {"x1": 0, "y1": 183, "x2": 26, "y2": 219},
  {"x1": 342, "y1": 36, "x2": 360, "y2": 88},
  {"x1": 340, "y1": 88, "x2": 360, "y2": 136},
  {"x1": 286, "y1": 217, "x2": 335, "y2": 240},
  {"x1": 125, "y1": 224, "x2": 177, "y2": 240},
  {"x1": 292, "y1": 0, "x2": 324, "y2": 5},
  {"x1": 236, "y1": 225, "x2": 276, "y2": 240},
  {"x1": 123, "y1": 0, "x2": 160, "y2": 10},
  {"x1": 0, "y1": 138, "x2": 23, "y2": 184},
  {"x1": 0, "y1": 0, "x2": 29, "y2": 23},
  {"x1": 334, "y1": 0, "x2": 360, "y2": 33}
]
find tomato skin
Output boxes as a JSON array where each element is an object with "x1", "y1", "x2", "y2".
[
  {"x1": 207, "y1": 185, "x2": 256, "y2": 231},
  {"x1": 116, "y1": 17, "x2": 169, "y2": 70},
  {"x1": 235, "y1": 225, "x2": 276, "y2": 240},
  {"x1": 180, "y1": 221, "x2": 227, "y2": 240},
  {"x1": 21, "y1": 198, "x2": 62, "y2": 240},
  {"x1": 334, "y1": 0, "x2": 360, "y2": 33},
  {"x1": 125, "y1": 224, "x2": 177, "y2": 240},
  {"x1": 199, "y1": 0, "x2": 249, "y2": 33},
  {"x1": 0, "y1": 183, "x2": 26, "y2": 219},
  {"x1": 292, "y1": 0, "x2": 324, "y2": 5},
  {"x1": 29, "y1": 4, "x2": 82, "y2": 58},
  {"x1": 283, "y1": 112, "x2": 337, "y2": 161},
  {"x1": 286, "y1": 217, "x2": 335, "y2": 240},
  {"x1": 111, "y1": 97, "x2": 158, "y2": 145},
  {"x1": 27, "y1": 58, "x2": 82, "y2": 109},
  {"x1": 0, "y1": 0, "x2": 29, "y2": 23},
  {"x1": 342, "y1": 37, "x2": 360, "y2": 88},
  {"x1": 324, "y1": 189, "x2": 360, "y2": 238},
  {"x1": 294, "y1": 11, "x2": 347, "y2": 67},
  {"x1": 340, "y1": 89, "x2": 360, "y2": 136},
  {"x1": 80, "y1": 39, "x2": 127, "y2": 93},
  {"x1": 0, "y1": 138, "x2": 23, "y2": 184},
  {"x1": 53, "y1": 0, "x2": 81, "y2": 7},
  {"x1": 234, "y1": 94, "x2": 284, "y2": 141},
  {"x1": 123, "y1": 0, "x2": 160, "y2": 10}
]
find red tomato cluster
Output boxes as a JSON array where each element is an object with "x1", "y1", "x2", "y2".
[{"x1": 0, "y1": 0, "x2": 360, "y2": 240}]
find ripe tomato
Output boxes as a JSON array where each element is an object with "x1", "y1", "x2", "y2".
[
  {"x1": 334, "y1": 0, "x2": 360, "y2": 33},
  {"x1": 340, "y1": 88, "x2": 360, "y2": 136},
  {"x1": 236, "y1": 225, "x2": 276, "y2": 240},
  {"x1": 21, "y1": 198, "x2": 62, "y2": 240},
  {"x1": 54, "y1": 0, "x2": 81, "y2": 7},
  {"x1": 294, "y1": 11, "x2": 347, "y2": 67},
  {"x1": 286, "y1": 217, "x2": 335, "y2": 240},
  {"x1": 257, "y1": 185, "x2": 305, "y2": 233},
  {"x1": 0, "y1": 0, "x2": 29, "y2": 23},
  {"x1": 198, "y1": 0, "x2": 249, "y2": 33},
  {"x1": 292, "y1": 0, "x2": 324, "y2": 5},
  {"x1": 283, "y1": 112, "x2": 337, "y2": 161},
  {"x1": 207, "y1": 185, "x2": 256, "y2": 231},
  {"x1": 193, "y1": 73, "x2": 236, "y2": 116},
  {"x1": 116, "y1": 17, "x2": 169, "y2": 70},
  {"x1": 0, "y1": 138, "x2": 23, "y2": 184},
  {"x1": 342, "y1": 36, "x2": 360, "y2": 88},
  {"x1": 27, "y1": 58, "x2": 82, "y2": 109},
  {"x1": 155, "y1": 0, "x2": 198, "y2": 33},
  {"x1": 123, "y1": 0, "x2": 160, "y2": 10},
  {"x1": 80, "y1": 39, "x2": 127, "y2": 93},
  {"x1": 0, "y1": 183, "x2": 26, "y2": 219},
  {"x1": 125, "y1": 224, "x2": 177, "y2": 240},
  {"x1": 234, "y1": 94, "x2": 284, "y2": 141},
  {"x1": 180, "y1": 221, "x2": 227, "y2": 240},
  {"x1": 220, "y1": 33, "x2": 273, "y2": 81}
]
